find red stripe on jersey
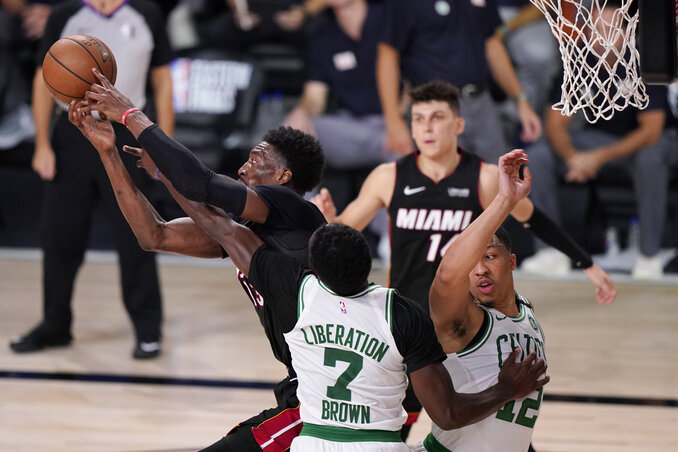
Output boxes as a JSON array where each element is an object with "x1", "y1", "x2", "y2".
[
  {"x1": 251, "y1": 404, "x2": 303, "y2": 451},
  {"x1": 404, "y1": 411, "x2": 420, "y2": 426}
]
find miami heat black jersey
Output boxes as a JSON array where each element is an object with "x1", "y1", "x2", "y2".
[
  {"x1": 231, "y1": 184, "x2": 327, "y2": 368},
  {"x1": 388, "y1": 149, "x2": 484, "y2": 311}
]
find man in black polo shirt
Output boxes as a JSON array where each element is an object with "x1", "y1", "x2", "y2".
[
  {"x1": 377, "y1": 0, "x2": 542, "y2": 163},
  {"x1": 526, "y1": 75, "x2": 677, "y2": 279},
  {"x1": 285, "y1": 0, "x2": 393, "y2": 170}
]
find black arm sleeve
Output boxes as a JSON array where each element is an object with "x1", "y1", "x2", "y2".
[
  {"x1": 524, "y1": 206, "x2": 594, "y2": 269},
  {"x1": 137, "y1": 125, "x2": 247, "y2": 215}
]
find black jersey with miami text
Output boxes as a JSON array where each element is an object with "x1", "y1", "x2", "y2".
[
  {"x1": 232, "y1": 184, "x2": 326, "y2": 368},
  {"x1": 388, "y1": 149, "x2": 484, "y2": 312}
]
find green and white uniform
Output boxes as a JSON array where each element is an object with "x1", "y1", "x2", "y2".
[
  {"x1": 415, "y1": 293, "x2": 547, "y2": 452},
  {"x1": 285, "y1": 275, "x2": 408, "y2": 451},
  {"x1": 249, "y1": 245, "x2": 446, "y2": 452}
]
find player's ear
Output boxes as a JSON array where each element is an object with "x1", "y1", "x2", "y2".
[
  {"x1": 278, "y1": 168, "x2": 292, "y2": 185},
  {"x1": 509, "y1": 253, "x2": 517, "y2": 271},
  {"x1": 454, "y1": 116, "x2": 465, "y2": 135}
]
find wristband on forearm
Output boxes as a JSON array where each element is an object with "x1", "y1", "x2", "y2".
[{"x1": 524, "y1": 207, "x2": 594, "y2": 269}]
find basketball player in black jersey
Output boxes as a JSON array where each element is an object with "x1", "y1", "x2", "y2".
[
  {"x1": 312, "y1": 80, "x2": 616, "y2": 440},
  {"x1": 67, "y1": 84, "x2": 325, "y2": 450}
]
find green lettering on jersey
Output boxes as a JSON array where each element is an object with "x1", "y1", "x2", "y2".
[
  {"x1": 315, "y1": 325, "x2": 327, "y2": 344},
  {"x1": 372, "y1": 341, "x2": 390, "y2": 363},
  {"x1": 344, "y1": 328, "x2": 355, "y2": 348},
  {"x1": 335, "y1": 324, "x2": 346, "y2": 346},
  {"x1": 301, "y1": 327, "x2": 314, "y2": 345},
  {"x1": 326, "y1": 324, "x2": 334, "y2": 343}
]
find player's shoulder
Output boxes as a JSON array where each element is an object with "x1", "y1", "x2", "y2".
[
  {"x1": 478, "y1": 160, "x2": 499, "y2": 184},
  {"x1": 364, "y1": 161, "x2": 396, "y2": 185}
]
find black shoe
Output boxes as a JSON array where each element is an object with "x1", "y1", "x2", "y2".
[
  {"x1": 9, "y1": 326, "x2": 72, "y2": 353},
  {"x1": 133, "y1": 341, "x2": 161, "y2": 359}
]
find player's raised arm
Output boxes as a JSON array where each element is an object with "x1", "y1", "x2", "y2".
[
  {"x1": 83, "y1": 68, "x2": 269, "y2": 222},
  {"x1": 430, "y1": 150, "x2": 531, "y2": 329},
  {"x1": 478, "y1": 161, "x2": 617, "y2": 305},
  {"x1": 68, "y1": 101, "x2": 223, "y2": 258}
]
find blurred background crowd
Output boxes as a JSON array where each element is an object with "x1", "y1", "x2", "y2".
[{"x1": 1, "y1": 0, "x2": 677, "y2": 279}]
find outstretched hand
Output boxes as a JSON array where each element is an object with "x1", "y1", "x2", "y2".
[
  {"x1": 584, "y1": 263, "x2": 617, "y2": 305},
  {"x1": 498, "y1": 349, "x2": 549, "y2": 400},
  {"x1": 68, "y1": 100, "x2": 115, "y2": 154},
  {"x1": 84, "y1": 68, "x2": 136, "y2": 123},
  {"x1": 497, "y1": 149, "x2": 531, "y2": 203},
  {"x1": 310, "y1": 188, "x2": 338, "y2": 223},
  {"x1": 122, "y1": 145, "x2": 159, "y2": 180}
]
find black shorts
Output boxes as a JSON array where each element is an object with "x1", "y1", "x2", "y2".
[{"x1": 199, "y1": 375, "x2": 301, "y2": 452}]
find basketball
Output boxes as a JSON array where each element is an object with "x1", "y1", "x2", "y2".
[{"x1": 42, "y1": 34, "x2": 117, "y2": 107}]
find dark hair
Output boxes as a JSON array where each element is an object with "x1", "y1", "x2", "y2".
[
  {"x1": 411, "y1": 80, "x2": 461, "y2": 115},
  {"x1": 262, "y1": 126, "x2": 325, "y2": 194},
  {"x1": 494, "y1": 226, "x2": 513, "y2": 253},
  {"x1": 309, "y1": 224, "x2": 372, "y2": 296}
]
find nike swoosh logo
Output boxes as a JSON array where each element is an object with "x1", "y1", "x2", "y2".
[
  {"x1": 403, "y1": 185, "x2": 426, "y2": 196},
  {"x1": 495, "y1": 315, "x2": 507, "y2": 321}
]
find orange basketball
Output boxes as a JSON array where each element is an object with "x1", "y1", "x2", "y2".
[
  {"x1": 559, "y1": 1, "x2": 582, "y2": 43},
  {"x1": 42, "y1": 34, "x2": 117, "y2": 107}
]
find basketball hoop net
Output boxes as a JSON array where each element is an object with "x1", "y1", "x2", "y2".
[{"x1": 530, "y1": 0, "x2": 649, "y2": 123}]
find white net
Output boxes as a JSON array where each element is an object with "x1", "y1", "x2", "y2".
[{"x1": 530, "y1": 0, "x2": 649, "y2": 123}]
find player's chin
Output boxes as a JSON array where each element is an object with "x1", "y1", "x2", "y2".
[{"x1": 470, "y1": 289, "x2": 493, "y2": 306}]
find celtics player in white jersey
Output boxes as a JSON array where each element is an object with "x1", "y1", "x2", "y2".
[
  {"x1": 414, "y1": 148, "x2": 546, "y2": 452},
  {"x1": 140, "y1": 150, "x2": 548, "y2": 451}
]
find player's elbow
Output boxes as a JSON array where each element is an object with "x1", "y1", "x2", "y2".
[
  {"x1": 136, "y1": 227, "x2": 167, "y2": 252},
  {"x1": 136, "y1": 235, "x2": 159, "y2": 252},
  {"x1": 429, "y1": 407, "x2": 467, "y2": 431}
]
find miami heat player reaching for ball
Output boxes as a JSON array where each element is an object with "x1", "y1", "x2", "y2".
[{"x1": 68, "y1": 68, "x2": 327, "y2": 449}]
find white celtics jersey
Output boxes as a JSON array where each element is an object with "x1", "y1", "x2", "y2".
[
  {"x1": 425, "y1": 293, "x2": 547, "y2": 452},
  {"x1": 284, "y1": 275, "x2": 408, "y2": 439}
]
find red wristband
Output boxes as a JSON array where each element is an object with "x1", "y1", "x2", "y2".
[{"x1": 121, "y1": 107, "x2": 141, "y2": 126}]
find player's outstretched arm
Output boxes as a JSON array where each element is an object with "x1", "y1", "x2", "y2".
[
  {"x1": 479, "y1": 161, "x2": 617, "y2": 305},
  {"x1": 84, "y1": 69, "x2": 270, "y2": 223},
  {"x1": 69, "y1": 101, "x2": 223, "y2": 258},
  {"x1": 161, "y1": 181, "x2": 264, "y2": 277},
  {"x1": 412, "y1": 349, "x2": 548, "y2": 430},
  {"x1": 320, "y1": 162, "x2": 395, "y2": 231},
  {"x1": 430, "y1": 150, "x2": 530, "y2": 329}
]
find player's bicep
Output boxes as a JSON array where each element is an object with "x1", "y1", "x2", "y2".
[
  {"x1": 159, "y1": 217, "x2": 224, "y2": 258},
  {"x1": 337, "y1": 164, "x2": 394, "y2": 230},
  {"x1": 239, "y1": 188, "x2": 271, "y2": 224},
  {"x1": 429, "y1": 257, "x2": 474, "y2": 329},
  {"x1": 478, "y1": 163, "x2": 499, "y2": 209}
]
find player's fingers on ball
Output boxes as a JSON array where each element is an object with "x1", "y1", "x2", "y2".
[
  {"x1": 84, "y1": 91, "x2": 103, "y2": 103},
  {"x1": 92, "y1": 67, "x2": 111, "y2": 86}
]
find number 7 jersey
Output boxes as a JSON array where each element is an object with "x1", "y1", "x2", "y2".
[
  {"x1": 388, "y1": 149, "x2": 483, "y2": 312},
  {"x1": 422, "y1": 293, "x2": 547, "y2": 452},
  {"x1": 284, "y1": 275, "x2": 408, "y2": 436}
]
